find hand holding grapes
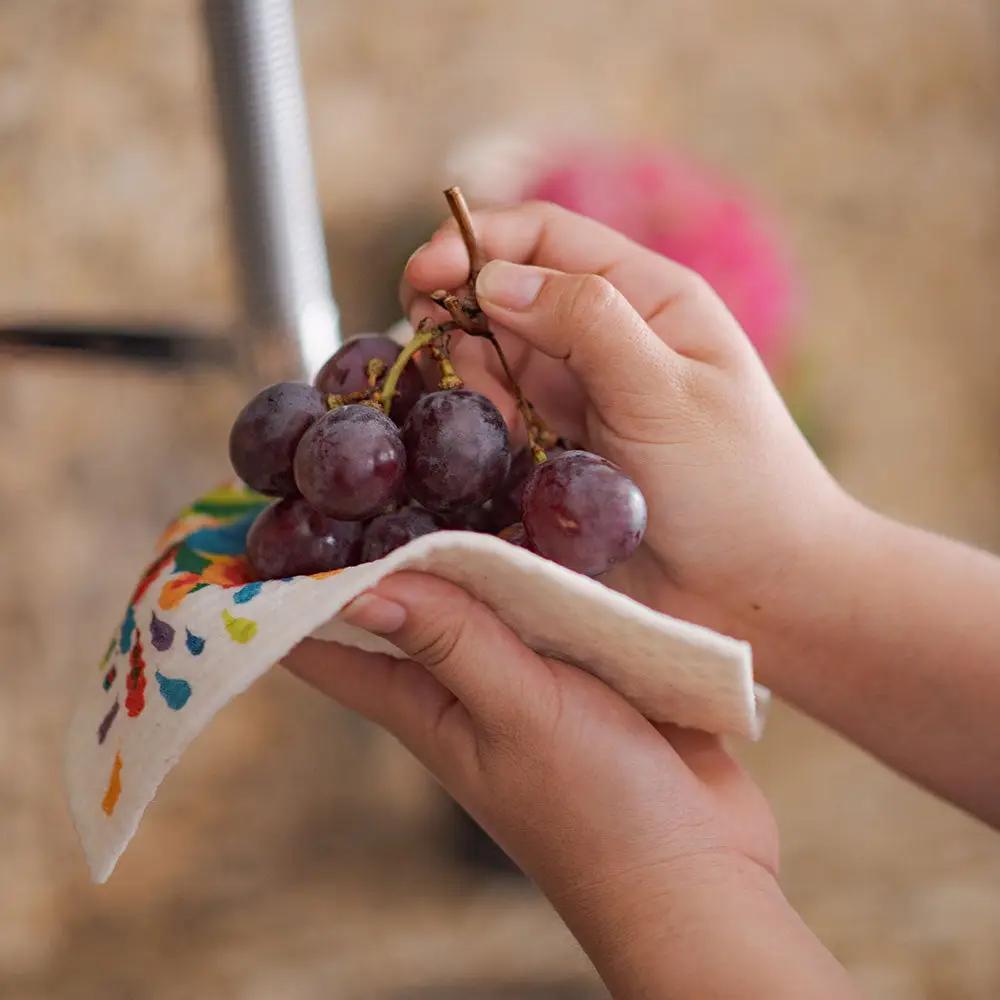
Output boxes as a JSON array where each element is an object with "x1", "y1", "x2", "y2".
[
  {"x1": 405, "y1": 199, "x2": 1000, "y2": 832},
  {"x1": 402, "y1": 200, "x2": 850, "y2": 645}
]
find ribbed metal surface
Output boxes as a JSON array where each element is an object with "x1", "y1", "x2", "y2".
[{"x1": 203, "y1": 0, "x2": 340, "y2": 384}]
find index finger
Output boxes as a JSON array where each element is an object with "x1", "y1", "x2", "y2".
[
  {"x1": 404, "y1": 201, "x2": 695, "y2": 328},
  {"x1": 403, "y1": 201, "x2": 738, "y2": 361}
]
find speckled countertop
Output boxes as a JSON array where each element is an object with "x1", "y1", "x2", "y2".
[{"x1": 1, "y1": 2, "x2": 999, "y2": 997}]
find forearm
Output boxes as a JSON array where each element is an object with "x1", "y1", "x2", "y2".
[
  {"x1": 549, "y1": 853, "x2": 856, "y2": 999},
  {"x1": 753, "y1": 499, "x2": 1000, "y2": 824}
]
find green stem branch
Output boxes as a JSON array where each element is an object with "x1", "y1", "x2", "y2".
[{"x1": 380, "y1": 325, "x2": 436, "y2": 417}]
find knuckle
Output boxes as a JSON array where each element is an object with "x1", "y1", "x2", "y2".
[
  {"x1": 409, "y1": 617, "x2": 465, "y2": 669},
  {"x1": 523, "y1": 198, "x2": 563, "y2": 220},
  {"x1": 406, "y1": 592, "x2": 474, "y2": 669},
  {"x1": 676, "y1": 265, "x2": 715, "y2": 303},
  {"x1": 563, "y1": 273, "x2": 620, "y2": 328}
]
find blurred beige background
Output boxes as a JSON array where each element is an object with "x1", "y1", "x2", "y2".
[{"x1": 2, "y1": 1, "x2": 999, "y2": 997}]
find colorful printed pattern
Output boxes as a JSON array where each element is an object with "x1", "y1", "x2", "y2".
[{"x1": 94, "y1": 483, "x2": 269, "y2": 815}]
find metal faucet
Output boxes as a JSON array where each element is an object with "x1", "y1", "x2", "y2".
[
  {"x1": 1, "y1": 0, "x2": 341, "y2": 383},
  {"x1": 203, "y1": 0, "x2": 340, "y2": 383}
]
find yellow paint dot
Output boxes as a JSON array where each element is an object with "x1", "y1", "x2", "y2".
[
  {"x1": 102, "y1": 752, "x2": 123, "y2": 816},
  {"x1": 222, "y1": 608, "x2": 258, "y2": 643}
]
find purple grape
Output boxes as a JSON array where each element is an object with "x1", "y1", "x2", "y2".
[
  {"x1": 361, "y1": 506, "x2": 440, "y2": 562},
  {"x1": 402, "y1": 390, "x2": 510, "y2": 515},
  {"x1": 229, "y1": 382, "x2": 326, "y2": 496},
  {"x1": 293, "y1": 404, "x2": 406, "y2": 520},
  {"x1": 314, "y1": 334, "x2": 424, "y2": 424},
  {"x1": 247, "y1": 497, "x2": 363, "y2": 579},
  {"x1": 491, "y1": 444, "x2": 565, "y2": 531},
  {"x1": 439, "y1": 502, "x2": 496, "y2": 533},
  {"x1": 521, "y1": 450, "x2": 647, "y2": 576}
]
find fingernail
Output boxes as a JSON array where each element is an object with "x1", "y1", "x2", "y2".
[
  {"x1": 476, "y1": 260, "x2": 545, "y2": 310},
  {"x1": 404, "y1": 241, "x2": 431, "y2": 270},
  {"x1": 339, "y1": 593, "x2": 407, "y2": 635}
]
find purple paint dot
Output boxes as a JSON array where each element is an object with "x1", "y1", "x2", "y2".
[
  {"x1": 97, "y1": 699, "x2": 120, "y2": 744},
  {"x1": 150, "y1": 612, "x2": 175, "y2": 651}
]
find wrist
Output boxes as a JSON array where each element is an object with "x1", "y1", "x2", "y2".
[
  {"x1": 549, "y1": 849, "x2": 854, "y2": 998},
  {"x1": 735, "y1": 489, "x2": 882, "y2": 677}
]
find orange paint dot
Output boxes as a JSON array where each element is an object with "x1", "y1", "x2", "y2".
[
  {"x1": 158, "y1": 573, "x2": 202, "y2": 610},
  {"x1": 202, "y1": 556, "x2": 254, "y2": 587},
  {"x1": 309, "y1": 568, "x2": 346, "y2": 581},
  {"x1": 102, "y1": 752, "x2": 123, "y2": 816}
]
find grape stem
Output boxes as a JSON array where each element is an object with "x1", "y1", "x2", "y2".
[
  {"x1": 430, "y1": 340, "x2": 463, "y2": 390},
  {"x1": 380, "y1": 322, "x2": 436, "y2": 416},
  {"x1": 441, "y1": 187, "x2": 550, "y2": 463},
  {"x1": 444, "y1": 186, "x2": 487, "y2": 284},
  {"x1": 365, "y1": 357, "x2": 387, "y2": 389},
  {"x1": 326, "y1": 389, "x2": 370, "y2": 410}
]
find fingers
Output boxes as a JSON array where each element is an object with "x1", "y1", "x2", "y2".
[
  {"x1": 405, "y1": 201, "x2": 670, "y2": 317},
  {"x1": 403, "y1": 201, "x2": 741, "y2": 361},
  {"x1": 337, "y1": 572, "x2": 561, "y2": 746},
  {"x1": 474, "y1": 260, "x2": 687, "y2": 438},
  {"x1": 282, "y1": 639, "x2": 474, "y2": 768}
]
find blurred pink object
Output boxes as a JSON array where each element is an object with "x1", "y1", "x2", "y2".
[{"x1": 523, "y1": 147, "x2": 797, "y2": 370}]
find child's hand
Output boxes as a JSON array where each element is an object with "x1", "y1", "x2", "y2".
[
  {"x1": 407, "y1": 200, "x2": 1000, "y2": 828},
  {"x1": 284, "y1": 573, "x2": 854, "y2": 998},
  {"x1": 402, "y1": 200, "x2": 851, "y2": 640}
]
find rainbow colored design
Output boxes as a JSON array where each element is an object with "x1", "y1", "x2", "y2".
[{"x1": 92, "y1": 483, "x2": 271, "y2": 818}]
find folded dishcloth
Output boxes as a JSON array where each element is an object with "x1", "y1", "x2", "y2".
[{"x1": 65, "y1": 482, "x2": 762, "y2": 883}]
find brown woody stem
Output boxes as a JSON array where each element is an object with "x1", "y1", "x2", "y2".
[
  {"x1": 487, "y1": 334, "x2": 547, "y2": 463},
  {"x1": 441, "y1": 187, "x2": 552, "y2": 461},
  {"x1": 444, "y1": 186, "x2": 486, "y2": 284}
]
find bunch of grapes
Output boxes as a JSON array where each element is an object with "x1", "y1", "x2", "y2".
[{"x1": 230, "y1": 189, "x2": 648, "y2": 584}]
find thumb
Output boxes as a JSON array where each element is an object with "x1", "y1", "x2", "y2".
[
  {"x1": 475, "y1": 259, "x2": 687, "y2": 432},
  {"x1": 339, "y1": 572, "x2": 559, "y2": 745}
]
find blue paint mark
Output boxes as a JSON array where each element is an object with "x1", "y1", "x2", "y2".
[
  {"x1": 185, "y1": 628, "x2": 205, "y2": 655},
  {"x1": 233, "y1": 581, "x2": 263, "y2": 604},
  {"x1": 150, "y1": 612, "x2": 175, "y2": 651},
  {"x1": 118, "y1": 606, "x2": 136, "y2": 654},
  {"x1": 183, "y1": 512, "x2": 257, "y2": 556},
  {"x1": 154, "y1": 670, "x2": 192, "y2": 710}
]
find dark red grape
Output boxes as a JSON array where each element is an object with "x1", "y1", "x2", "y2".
[
  {"x1": 361, "y1": 506, "x2": 440, "y2": 561},
  {"x1": 229, "y1": 382, "x2": 326, "y2": 496},
  {"x1": 439, "y1": 502, "x2": 496, "y2": 533},
  {"x1": 498, "y1": 522, "x2": 531, "y2": 549},
  {"x1": 314, "y1": 334, "x2": 424, "y2": 424},
  {"x1": 402, "y1": 390, "x2": 510, "y2": 515},
  {"x1": 491, "y1": 444, "x2": 565, "y2": 530},
  {"x1": 521, "y1": 450, "x2": 646, "y2": 576},
  {"x1": 247, "y1": 497, "x2": 363, "y2": 579},
  {"x1": 293, "y1": 404, "x2": 406, "y2": 520}
]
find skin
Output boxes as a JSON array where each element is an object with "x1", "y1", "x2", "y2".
[{"x1": 285, "y1": 201, "x2": 1000, "y2": 996}]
